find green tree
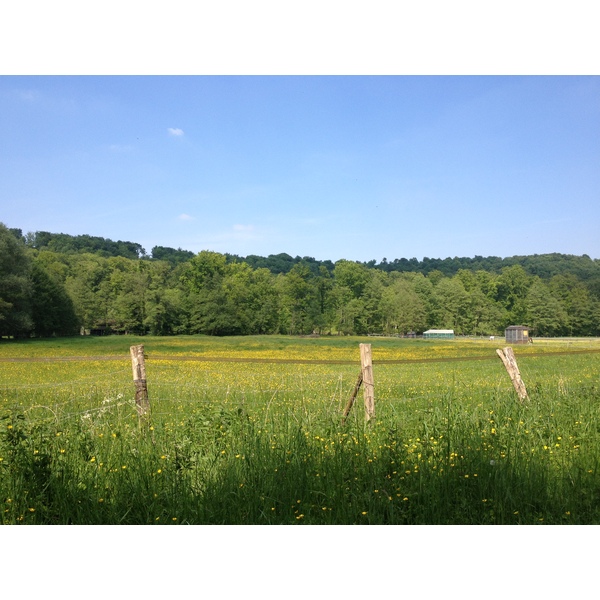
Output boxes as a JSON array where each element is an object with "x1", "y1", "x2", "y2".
[
  {"x1": 548, "y1": 274, "x2": 596, "y2": 336},
  {"x1": 180, "y1": 251, "x2": 280, "y2": 336},
  {"x1": 380, "y1": 278, "x2": 427, "y2": 334},
  {"x1": 0, "y1": 223, "x2": 33, "y2": 337},
  {"x1": 333, "y1": 260, "x2": 370, "y2": 298},
  {"x1": 431, "y1": 278, "x2": 470, "y2": 333},
  {"x1": 313, "y1": 266, "x2": 334, "y2": 334},
  {"x1": 246, "y1": 267, "x2": 281, "y2": 334},
  {"x1": 143, "y1": 260, "x2": 188, "y2": 336},
  {"x1": 454, "y1": 270, "x2": 504, "y2": 335},
  {"x1": 327, "y1": 285, "x2": 365, "y2": 335},
  {"x1": 29, "y1": 261, "x2": 79, "y2": 336},
  {"x1": 411, "y1": 273, "x2": 436, "y2": 329},
  {"x1": 525, "y1": 279, "x2": 568, "y2": 337},
  {"x1": 64, "y1": 255, "x2": 109, "y2": 330},
  {"x1": 144, "y1": 288, "x2": 187, "y2": 335},
  {"x1": 181, "y1": 250, "x2": 228, "y2": 293},
  {"x1": 361, "y1": 270, "x2": 386, "y2": 333},
  {"x1": 475, "y1": 270, "x2": 499, "y2": 299},
  {"x1": 112, "y1": 263, "x2": 150, "y2": 334},
  {"x1": 151, "y1": 246, "x2": 194, "y2": 264},
  {"x1": 463, "y1": 287, "x2": 506, "y2": 335},
  {"x1": 280, "y1": 263, "x2": 319, "y2": 335},
  {"x1": 496, "y1": 265, "x2": 532, "y2": 325},
  {"x1": 427, "y1": 269, "x2": 445, "y2": 287},
  {"x1": 180, "y1": 251, "x2": 240, "y2": 335},
  {"x1": 329, "y1": 260, "x2": 372, "y2": 334}
]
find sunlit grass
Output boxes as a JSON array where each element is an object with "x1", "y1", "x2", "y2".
[
  {"x1": 1, "y1": 335, "x2": 599, "y2": 524},
  {"x1": 2, "y1": 333, "x2": 599, "y2": 360}
]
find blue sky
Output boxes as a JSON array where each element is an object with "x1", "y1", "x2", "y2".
[{"x1": 1, "y1": 75, "x2": 599, "y2": 262}]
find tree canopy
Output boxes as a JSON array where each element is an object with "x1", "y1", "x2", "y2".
[{"x1": 2, "y1": 223, "x2": 599, "y2": 338}]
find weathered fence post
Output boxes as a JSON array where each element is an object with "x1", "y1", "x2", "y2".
[
  {"x1": 360, "y1": 343, "x2": 375, "y2": 421},
  {"x1": 130, "y1": 344, "x2": 150, "y2": 418},
  {"x1": 341, "y1": 343, "x2": 376, "y2": 424},
  {"x1": 496, "y1": 346, "x2": 528, "y2": 401}
]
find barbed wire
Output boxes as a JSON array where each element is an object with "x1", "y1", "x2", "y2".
[
  {"x1": 21, "y1": 398, "x2": 136, "y2": 422},
  {"x1": 7, "y1": 378, "x2": 595, "y2": 428},
  {"x1": 2, "y1": 347, "x2": 596, "y2": 427},
  {"x1": 1, "y1": 372, "x2": 592, "y2": 398}
]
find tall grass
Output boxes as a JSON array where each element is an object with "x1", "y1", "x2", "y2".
[
  {"x1": 2, "y1": 381, "x2": 599, "y2": 524},
  {"x1": 1, "y1": 336, "x2": 599, "y2": 524}
]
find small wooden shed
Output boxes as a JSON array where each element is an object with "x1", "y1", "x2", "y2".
[{"x1": 505, "y1": 325, "x2": 532, "y2": 344}]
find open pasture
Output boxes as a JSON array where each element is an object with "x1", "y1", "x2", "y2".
[{"x1": 1, "y1": 335, "x2": 600, "y2": 524}]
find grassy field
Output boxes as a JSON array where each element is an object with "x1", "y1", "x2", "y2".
[{"x1": 1, "y1": 334, "x2": 599, "y2": 524}]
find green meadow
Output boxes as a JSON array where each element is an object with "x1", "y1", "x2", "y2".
[{"x1": 1, "y1": 335, "x2": 599, "y2": 524}]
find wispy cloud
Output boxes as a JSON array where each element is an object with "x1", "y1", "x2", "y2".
[
  {"x1": 233, "y1": 224, "x2": 254, "y2": 232},
  {"x1": 178, "y1": 213, "x2": 195, "y2": 221},
  {"x1": 168, "y1": 128, "x2": 184, "y2": 136},
  {"x1": 1, "y1": 89, "x2": 39, "y2": 103},
  {"x1": 17, "y1": 90, "x2": 38, "y2": 102}
]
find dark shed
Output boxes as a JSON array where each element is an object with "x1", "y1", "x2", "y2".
[{"x1": 505, "y1": 325, "x2": 532, "y2": 344}]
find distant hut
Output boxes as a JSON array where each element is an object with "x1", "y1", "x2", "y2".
[
  {"x1": 423, "y1": 329, "x2": 454, "y2": 339},
  {"x1": 505, "y1": 325, "x2": 532, "y2": 344}
]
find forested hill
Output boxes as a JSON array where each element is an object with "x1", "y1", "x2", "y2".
[
  {"x1": 233, "y1": 252, "x2": 600, "y2": 282},
  {"x1": 377, "y1": 253, "x2": 600, "y2": 281},
  {"x1": 17, "y1": 229, "x2": 146, "y2": 260},
  {"x1": 11, "y1": 228, "x2": 600, "y2": 282},
  {"x1": 3, "y1": 223, "x2": 600, "y2": 340}
]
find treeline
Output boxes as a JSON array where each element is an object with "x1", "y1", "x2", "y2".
[
  {"x1": 2, "y1": 223, "x2": 600, "y2": 339},
  {"x1": 15, "y1": 230, "x2": 146, "y2": 260},
  {"x1": 13, "y1": 228, "x2": 600, "y2": 282},
  {"x1": 232, "y1": 252, "x2": 600, "y2": 283}
]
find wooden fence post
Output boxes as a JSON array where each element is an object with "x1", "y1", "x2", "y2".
[
  {"x1": 496, "y1": 346, "x2": 528, "y2": 401},
  {"x1": 130, "y1": 344, "x2": 150, "y2": 418},
  {"x1": 360, "y1": 343, "x2": 375, "y2": 421}
]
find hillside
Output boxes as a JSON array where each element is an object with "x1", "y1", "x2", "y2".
[
  {"x1": 11, "y1": 227, "x2": 600, "y2": 282},
  {"x1": 3, "y1": 223, "x2": 599, "y2": 339}
]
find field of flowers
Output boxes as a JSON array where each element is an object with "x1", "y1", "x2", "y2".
[{"x1": 1, "y1": 335, "x2": 600, "y2": 524}]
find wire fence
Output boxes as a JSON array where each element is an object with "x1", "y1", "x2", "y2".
[{"x1": 2, "y1": 348, "x2": 598, "y2": 426}]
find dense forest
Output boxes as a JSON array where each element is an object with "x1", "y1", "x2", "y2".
[{"x1": 2, "y1": 223, "x2": 600, "y2": 338}]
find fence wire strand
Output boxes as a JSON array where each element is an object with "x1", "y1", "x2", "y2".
[{"x1": 2, "y1": 349, "x2": 597, "y2": 427}]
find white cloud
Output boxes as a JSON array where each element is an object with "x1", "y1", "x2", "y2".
[
  {"x1": 1, "y1": 89, "x2": 39, "y2": 103},
  {"x1": 168, "y1": 127, "x2": 184, "y2": 136},
  {"x1": 178, "y1": 213, "x2": 195, "y2": 221},
  {"x1": 233, "y1": 224, "x2": 254, "y2": 232}
]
